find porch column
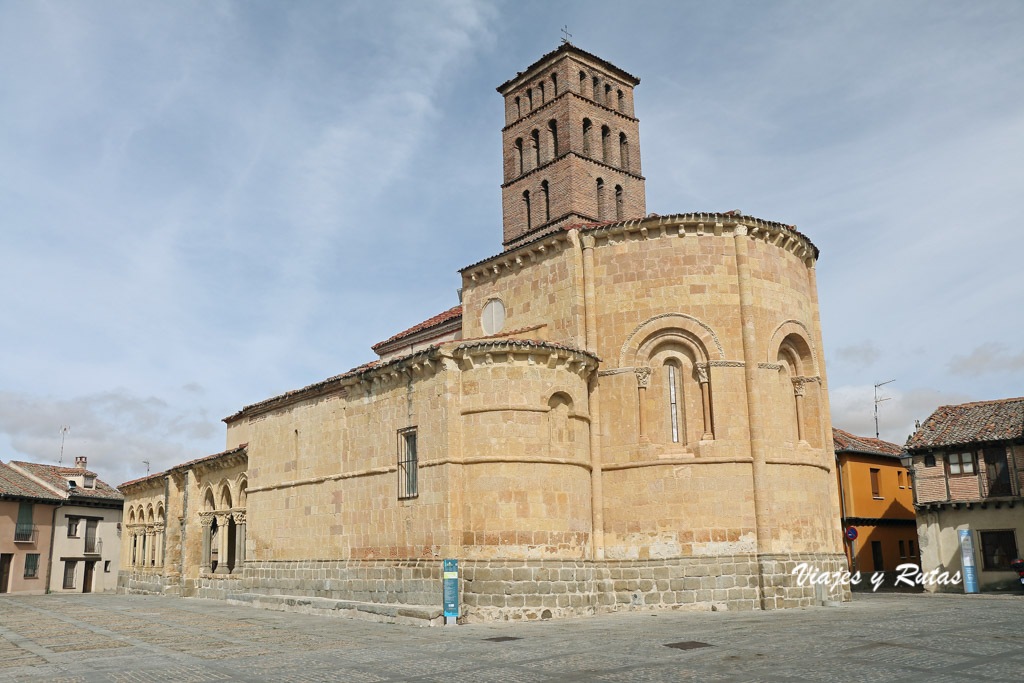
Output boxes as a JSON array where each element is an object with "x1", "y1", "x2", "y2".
[
  {"x1": 214, "y1": 513, "x2": 231, "y2": 575},
  {"x1": 232, "y1": 511, "x2": 246, "y2": 574},
  {"x1": 199, "y1": 512, "x2": 213, "y2": 574},
  {"x1": 153, "y1": 523, "x2": 165, "y2": 567},
  {"x1": 635, "y1": 367, "x2": 651, "y2": 443}
]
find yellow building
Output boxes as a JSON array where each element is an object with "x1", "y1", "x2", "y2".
[
  {"x1": 833, "y1": 429, "x2": 917, "y2": 574},
  {"x1": 119, "y1": 43, "x2": 848, "y2": 622}
]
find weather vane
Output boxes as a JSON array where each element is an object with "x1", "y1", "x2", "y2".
[{"x1": 561, "y1": 25, "x2": 572, "y2": 44}]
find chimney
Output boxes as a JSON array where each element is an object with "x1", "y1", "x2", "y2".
[{"x1": 75, "y1": 456, "x2": 87, "y2": 470}]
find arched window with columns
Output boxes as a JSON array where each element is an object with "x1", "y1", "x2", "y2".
[
  {"x1": 601, "y1": 125, "x2": 611, "y2": 163},
  {"x1": 530, "y1": 129, "x2": 540, "y2": 168},
  {"x1": 582, "y1": 118, "x2": 592, "y2": 156},
  {"x1": 514, "y1": 138, "x2": 524, "y2": 175},
  {"x1": 596, "y1": 178, "x2": 606, "y2": 220},
  {"x1": 619, "y1": 132, "x2": 629, "y2": 171},
  {"x1": 773, "y1": 332, "x2": 820, "y2": 448},
  {"x1": 547, "y1": 393, "x2": 575, "y2": 458},
  {"x1": 547, "y1": 119, "x2": 558, "y2": 158}
]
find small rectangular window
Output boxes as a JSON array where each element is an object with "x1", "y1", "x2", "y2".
[
  {"x1": 870, "y1": 468, "x2": 881, "y2": 498},
  {"x1": 67, "y1": 517, "x2": 80, "y2": 538},
  {"x1": 897, "y1": 470, "x2": 905, "y2": 488},
  {"x1": 899, "y1": 540, "x2": 906, "y2": 559},
  {"x1": 398, "y1": 427, "x2": 418, "y2": 499},
  {"x1": 104, "y1": 560, "x2": 111, "y2": 573},
  {"x1": 909, "y1": 539, "x2": 916, "y2": 557},
  {"x1": 24, "y1": 554, "x2": 39, "y2": 578},
  {"x1": 949, "y1": 453, "x2": 961, "y2": 474},
  {"x1": 979, "y1": 530, "x2": 1018, "y2": 571},
  {"x1": 961, "y1": 452, "x2": 975, "y2": 474},
  {"x1": 63, "y1": 561, "x2": 77, "y2": 589}
]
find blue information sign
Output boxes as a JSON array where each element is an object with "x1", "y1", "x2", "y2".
[
  {"x1": 958, "y1": 530, "x2": 979, "y2": 594},
  {"x1": 443, "y1": 558, "x2": 459, "y2": 619}
]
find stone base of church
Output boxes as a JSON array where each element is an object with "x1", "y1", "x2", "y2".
[
  {"x1": 118, "y1": 552, "x2": 849, "y2": 624},
  {"x1": 117, "y1": 570, "x2": 182, "y2": 596}
]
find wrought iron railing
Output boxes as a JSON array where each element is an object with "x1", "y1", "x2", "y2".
[
  {"x1": 14, "y1": 523, "x2": 37, "y2": 543},
  {"x1": 85, "y1": 537, "x2": 102, "y2": 555}
]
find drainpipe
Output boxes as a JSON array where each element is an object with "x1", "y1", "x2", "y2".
[
  {"x1": 835, "y1": 452, "x2": 851, "y2": 570},
  {"x1": 44, "y1": 500, "x2": 65, "y2": 594}
]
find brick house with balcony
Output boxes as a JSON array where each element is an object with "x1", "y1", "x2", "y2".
[
  {"x1": 0, "y1": 462, "x2": 60, "y2": 594},
  {"x1": 833, "y1": 428, "x2": 918, "y2": 576},
  {"x1": 908, "y1": 397, "x2": 1024, "y2": 592}
]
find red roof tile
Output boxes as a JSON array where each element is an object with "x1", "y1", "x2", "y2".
[
  {"x1": 907, "y1": 397, "x2": 1024, "y2": 450},
  {"x1": 11, "y1": 461, "x2": 123, "y2": 501},
  {"x1": 118, "y1": 444, "x2": 248, "y2": 489},
  {"x1": 371, "y1": 306, "x2": 462, "y2": 352},
  {"x1": 0, "y1": 462, "x2": 62, "y2": 502},
  {"x1": 832, "y1": 428, "x2": 904, "y2": 458}
]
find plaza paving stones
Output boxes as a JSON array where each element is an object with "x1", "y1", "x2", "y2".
[{"x1": 0, "y1": 593, "x2": 1022, "y2": 682}]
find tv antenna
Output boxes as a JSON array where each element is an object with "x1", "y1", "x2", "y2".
[
  {"x1": 58, "y1": 426, "x2": 71, "y2": 465},
  {"x1": 143, "y1": 459, "x2": 150, "y2": 475},
  {"x1": 874, "y1": 379, "x2": 895, "y2": 439},
  {"x1": 561, "y1": 25, "x2": 572, "y2": 44}
]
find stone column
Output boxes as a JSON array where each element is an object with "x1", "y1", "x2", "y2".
[
  {"x1": 199, "y1": 512, "x2": 213, "y2": 574},
  {"x1": 732, "y1": 224, "x2": 771, "y2": 610},
  {"x1": 214, "y1": 513, "x2": 231, "y2": 575},
  {"x1": 153, "y1": 524, "x2": 165, "y2": 567},
  {"x1": 697, "y1": 364, "x2": 714, "y2": 440},
  {"x1": 232, "y1": 511, "x2": 246, "y2": 575},
  {"x1": 635, "y1": 367, "x2": 651, "y2": 443},
  {"x1": 581, "y1": 234, "x2": 604, "y2": 559},
  {"x1": 792, "y1": 377, "x2": 807, "y2": 444}
]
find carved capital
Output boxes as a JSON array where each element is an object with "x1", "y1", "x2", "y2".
[
  {"x1": 232, "y1": 511, "x2": 246, "y2": 525},
  {"x1": 732, "y1": 224, "x2": 748, "y2": 238},
  {"x1": 581, "y1": 234, "x2": 596, "y2": 250},
  {"x1": 792, "y1": 377, "x2": 807, "y2": 397},
  {"x1": 214, "y1": 513, "x2": 232, "y2": 526},
  {"x1": 634, "y1": 366, "x2": 652, "y2": 388},
  {"x1": 153, "y1": 523, "x2": 165, "y2": 533},
  {"x1": 198, "y1": 511, "x2": 215, "y2": 527},
  {"x1": 695, "y1": 363, "x2": 709, "y2": 384}
]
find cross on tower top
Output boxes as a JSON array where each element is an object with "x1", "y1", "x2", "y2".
[{"x1": 560, "y1": 25, "x2": 572, "y2": 44}]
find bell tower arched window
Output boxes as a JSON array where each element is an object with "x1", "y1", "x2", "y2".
[
  {"x1": 530, "y1": 129, "x2": 541, "y2": 168},
  {"x1": 601, "y1": 125, "x2": 611, "y2": 163},
  {"x1": 596, "y1": 178, "x2": 606, "y2": 220},
  {"x1": 547, "y1": 119, "x2": 558, "y2": 157},
  {"x1": 551, "y1": 72, "x2": 558, "y2": 95},
  {"x1": 514, "y1": 138, "x2": 523, "y2": 176},
  {"x1": 615, "y1": 185, "x2": 624, "y2": 220},
  {"x1": 582, "y1": 118, "x2": 592, "y2": 156},
  {"x1": 538, "y1": 81, "x2": 545, "y2": 104},
  {"x1": 523, "y1": 190, "x2": 532, "y2": 229},
  {"x1": 619, "y1": 132, "x2": 629, "y2": 171},
  {"x1": 617, "y1": 89, "x2": 624, "y2": 112},
  {"x1": 541, "y1": 180, "x2": 550, "y2": 223},
  {"x1": 592, "y1": 76, "x2": 600, "y2": 103}
]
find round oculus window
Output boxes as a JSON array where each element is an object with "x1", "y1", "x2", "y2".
[{"x1": 481, "y1": 299, "x2": 506, "y2": 336}]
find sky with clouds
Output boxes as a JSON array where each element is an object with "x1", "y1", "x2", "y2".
[{"x1": 2, "y1": 0, "x2": 1022, "y2": 485}]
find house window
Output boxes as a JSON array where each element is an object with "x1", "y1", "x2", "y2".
[
  {"x1": 668, "y1": 363, "x2": 680, "y2": 443},
  {"x1": 63, "y1": 561, "x2": 77, "y2": 589},
  {"x1": 909, "y1": 539, "x2": 916, "y2": 557},
  {"x1": 948, "y1": 452, "x2": 975, "y2": 475},
  {"x1": 15, "y1": 502, "x2": 34, "y2": 541},
  {"x1": 67, "y1": 517, "x2": 81, "y2": 538},
  {"x1": 897, "y1": 470, "x2": 905, "y2": 488},
  {"x1": 398, "y1": 427, "x2": 418, "y2": 499},
  {"x1": 924, "y1": 455, "x2": 936, "y2": 467},
  {"x1": 104, "y1": 561, "x2": 111, "y2": 573},
  {"x1": 24, "y1": 554, "x2": 39, "y2": 578},
  {"x1": 898, "y1": 540, "x2": 906, "y2": 559},
  {"x1": 481, "y1": 299, "x2": 505, "y2": 336},
  {"x1": 979, "y1": 530, "x2": 1018, "y2": 571},
  {"x1": 983, "y1": 446, "x2": 1012, "y2": 496},
  {"x1": 870, "y1": 468, "x2": 881, "y2": 498},
  {"x1": 84, "y1": 475, "x2": 95, "y2": 489}
]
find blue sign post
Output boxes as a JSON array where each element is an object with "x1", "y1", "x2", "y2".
[
  {"x1": 443, "y1": 558, "x2": 459, "y2": 625},
  {"x1": 958, "y1": 529, "x2": 979, "y2": 594}
]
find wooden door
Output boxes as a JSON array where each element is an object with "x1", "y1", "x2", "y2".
[
  {"x1": 0, "y1": 554, "x2": 11, "y2": 593},
  {"x1": 83, "y1": 561, "x2": 95, "y2": 593}
]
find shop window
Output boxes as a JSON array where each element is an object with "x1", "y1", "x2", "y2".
[{"x1": 979, "y1": 530, "x2": 1018, "y2": 571}]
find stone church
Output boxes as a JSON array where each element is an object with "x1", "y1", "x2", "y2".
[{"x1": 119, "y1": 43, "x2": 849, "y2": 622}]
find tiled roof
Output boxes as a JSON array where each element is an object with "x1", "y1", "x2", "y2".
[
  {"x1": 118, "y1": 444, "x2": 248, "y2": 489},
  {"x1": 496, "y1": 42, "x2": 640, "y2": 93},
  {"x1": 371, "y1": 305, "x2": 462, "y2": 352},
  {"x1": 11, "y1": 461, "x2": 123, "y2": 501},
  {"x1": 907, "y1": 397, "x2": 1024, "y2": 450},
  {"x1": 0, "y1": 462, "x2": 62, "y2": 502},
  {"x1": 832, "y1": 428, "x2": 904, "y2": 458}
]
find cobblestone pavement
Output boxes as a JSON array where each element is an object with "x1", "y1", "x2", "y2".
[{"x1": 0, "y1": 593, "x2": 1022, "y2": 682}]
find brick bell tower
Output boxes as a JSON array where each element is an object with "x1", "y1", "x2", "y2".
[{"x1": 497, "y1": 43, "x2": 646, "y2": 250}]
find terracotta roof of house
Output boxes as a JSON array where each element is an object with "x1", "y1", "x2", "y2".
[
  {"x1": 907, "y1": 397, "x2": 1024, "y2": 450},
  {"x1": 11, "y1": 461, "x2": 123, "y2": 501},
  {"x1": 371, "y1": 305, "x2": 462, "y2": 352},
  {"x1": 0, "y1": 462, "x2": 62, "y2": 502},
  {"x1": 496, "y1": 42, "x2": 640, "y2": 93},
  {"x1": 832, "y1": 428, "x2": 904, "y2": 458},
  {"x1": 118, "y1": 444, "x2": 249, "y2": 489}
]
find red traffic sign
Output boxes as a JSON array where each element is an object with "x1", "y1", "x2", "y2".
[{"x1": 845, "y1": 527, "x2": 858, "y2": 541}]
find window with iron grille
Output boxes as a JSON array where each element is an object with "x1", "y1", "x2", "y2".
[
  {"x1": 398, "y1": 427, "x2": 418, "y2": 499},
  {"x1": 63, "y1": 560, "x2": 77, "y2": 589},
  {"x1": 15, "y1": 502, "x2": 34, "y2": 541},
  {"x1": 24, "y1": 554, "x2": 39, "y2": 578}
]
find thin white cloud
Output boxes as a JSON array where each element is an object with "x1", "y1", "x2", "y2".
[{"x1": 949, "y1": 343, "x2": 1024, "y2": 376}]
